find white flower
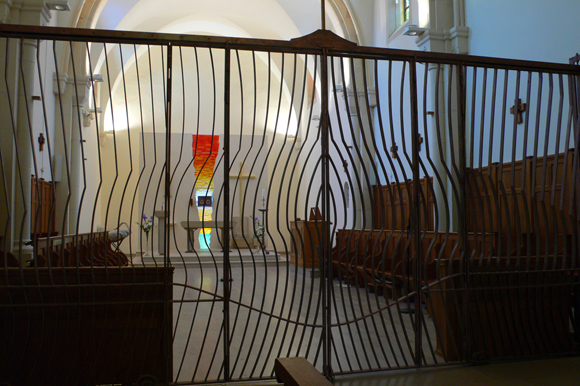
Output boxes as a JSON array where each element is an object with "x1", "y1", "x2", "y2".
[
  {"x1": 136, "y1": 214, "x2": 154, "y2": 238},
  {"x1": 253, "y1": 217, "x2": 264, "y2": 238}
]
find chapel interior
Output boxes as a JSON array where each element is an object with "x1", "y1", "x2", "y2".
[{"x1": 0, "y1": 1, "x2": 579, "y2": 385}]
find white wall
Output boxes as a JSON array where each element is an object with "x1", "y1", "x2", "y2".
[
  {"x1": 32, "y1": 39, "x2": 57, "y2": 183},
  {"x1": 462, "y1": 1, "x2": 579, "y2": 166},
  {"x1": 346, "y1": 0, "x2": 375, "y2": 46},
  {"x1": 466, "y1": 0, "x2": 580, "y2": 64}
]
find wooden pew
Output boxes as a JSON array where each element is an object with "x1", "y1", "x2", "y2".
[
  {"x1": 33, "y1": 232, "x2": 129, "y2": 268},
  {"x1": 333, "y1": 148, "x2": 577, "y2": 361},
  {"x1": 331, "y1": 229, "x2": 495, "y2": 299},
  {"x1": 465, "y1": 149, "x2": 576, "y2": 257},
  {"x1": 372, "y1": 177, "x2": 434, "y2": 231},
  {"x1": 274, "y1": 357, "x2": 332, "y2": 386},
  {"x1": 0, "y1": 266, "x2": 174, "y2": 386},
  {"x1": 427, "y1": 256, "x2": 576, "y2": 361},
  {"x1": 332, "y1": 229, "x2": 415, "y2": 297},
  {"x1": 30, "y1": 175, "x2": 56, "y2": 238},
  {"x1": 0, "y1": 250, "x2": 20, "y2": 267}
]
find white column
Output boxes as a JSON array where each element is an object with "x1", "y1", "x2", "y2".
[
  {"x1": 346, "y1": 80, "x2": 377, "y2": 230},
  {"x1": 415, "y1": 0, "x2": 469, "y2": 232},
  {"x1": 68, "y1": 77, "x2": 90, "y2": 233},
  {"x1": 8, "y1": 0, "x2": 51, "y2": 258},
  {"x1": 0, "y1": 28, "x2": 19, "y2": 251},
  {"x1": 52, "y1": 73, "x2": 72, "y2": 234},
  {"x1": 427, "y1": 63, "x2": 449, "y2": 231},
  {"x1": 12, "y1": 39, "x2": 37, "y2": 253},
  {"x1": 344, "y1": 87, "x2": 364, "y2": 229}
]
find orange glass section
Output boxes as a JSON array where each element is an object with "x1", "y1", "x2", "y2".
[{"x1": 192, "y1": 134, "x2": 220, "y2": 190}]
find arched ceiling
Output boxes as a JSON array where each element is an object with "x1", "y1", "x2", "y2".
[
  {"x1": 84, "y1": 0, "x2": 360, "y2": 135},
  {"x1": 91, "y1": 0, "x2": 355, "y2": 42}
]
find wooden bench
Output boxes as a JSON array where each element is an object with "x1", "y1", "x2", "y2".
[
  {"x1": 274, "y1": 357, "x2": 331, "y2": 386},
  {"x1": 0, "y1": 249, "x2": 19, "y2": 267},
  {"x1": 0, "y1": 266, "x2": 173, "y2": 386},
  {"x1": 331, "y1": 229, "x2": 495, "y2": 298},
  {"x1": 33, "y1": 231, "x2": 129, "y2": 267},
  {"x1": 427, "y1": 256, "x2": 576, "y2": 361}
]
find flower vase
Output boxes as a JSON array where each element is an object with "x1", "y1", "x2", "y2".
[{"x1": 144, "y1": 234, "x2": 150, "y2": 257}]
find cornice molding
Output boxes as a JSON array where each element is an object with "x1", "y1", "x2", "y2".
[
  {"x1": 71, "y1": 75, "x2": 92, "y2": 107},
  {"x1": 53, "y1": 72, "x2": 67, "y2": 94},
  {"x1": 53, "y1": 73, "x2": 92, "y2": 107},
  {"x1": 9, "y1": 0, "x2": 51, "y2": 26},
  {"x1": 416, "y1": 26, "x2": 470, "y2": 54},
  {"x1": 0, "y1": 0, "x2": 14, "y2": 24}
]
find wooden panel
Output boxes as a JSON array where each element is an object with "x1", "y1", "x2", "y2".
[
  {"x1": 373, "y1": 177, "x2": 434, "y2": 231},
  {"x1": 496, "y1": 159, "x2": 532, "y2": 255},
  {"x1": 530, "y1": 149, "x2": 576, "y2": 254},
  {"x1": 290, "y1": 220, "x2": 329, "y2": 268},
  {"x1": 465, "y1": 149, "x2": 576, "y2": 257},
  {"x1": 35, "y1": 232, "x2": 128, "y2": 268},
  {"x1": 465, "y1": 165, "x2": 498, "y2": 235},
  {"x1": 0, "y1": 266, "x2": 173, "y2": 386},
  {"x1": 332, "y1": 229, "x2": 370, "y2": 272},
  {"x1": 274, "y1": 357, "x2": 331, "y2": 386},
  {"x1": 332, "y1": 228, "x2": 497, "y2": 298},
  {"x1": 31, "y1": 176, "x2": 56, "y2": 237},
  {"x1": 429, "y1": 257, "x2": 573, "y2": 361},
  {"x1": 31, "y1": 176, "x2": 40, "y2": 233}
]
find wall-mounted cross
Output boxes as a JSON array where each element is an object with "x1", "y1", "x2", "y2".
[
  {"x1": 390, "y1": 144, "x2": 398, "y2": 159},
  {"x1": 38, "y1": 133, "x2": 45, "y2": 151},
  {"x1": 342, "y1": 159, "x2": 348, "y2": 173},
  {"x1": 510, "y1": 98, "x2": 526, "y2": 124}
]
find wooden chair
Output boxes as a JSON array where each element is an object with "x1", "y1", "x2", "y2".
[{"x1": 0, "y1": 250, "x2": 20, "y2": 268}]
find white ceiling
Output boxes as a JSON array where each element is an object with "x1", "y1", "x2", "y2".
[
  {"x1": 90, "y1": 0, "x2": 355, "y2": 135},
  {"x1": 94, "y1": 0, "x2": 333, "y2": 40}
]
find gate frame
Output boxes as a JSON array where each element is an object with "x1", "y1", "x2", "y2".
[{"x1": 1, "y1": 23, "x2": 579, "y2": 383}]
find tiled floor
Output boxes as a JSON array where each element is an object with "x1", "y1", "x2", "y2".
[
  {"x1": 165, "y1": 261, "x2": 579, "y2": 385},
  {"x1": 333, "y1": 356, "x2": 580, "y2": 386}
]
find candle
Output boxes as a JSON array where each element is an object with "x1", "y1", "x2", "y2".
[{"x1": 262, "y1": 189, "x2": 265, "y2": 200}]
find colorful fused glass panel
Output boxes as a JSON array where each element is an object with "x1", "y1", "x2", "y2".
[{"x1": 192, "y1": 135, "x2": 219, "y2": 248}]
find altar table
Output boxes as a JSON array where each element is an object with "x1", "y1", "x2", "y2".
[{"x1": 180, "y1": 220, "x2": 236, "y2": 252}]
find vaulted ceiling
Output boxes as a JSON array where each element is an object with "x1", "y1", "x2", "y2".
[
  {"x1": 78, "y1": 0, "x2": 361, "y2": 133},
  {"x1": 90, "y1": 0, "x2": 358, "y2": 42}
]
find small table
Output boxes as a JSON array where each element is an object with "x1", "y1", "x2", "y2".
[{"x1": 180, "y1": 220, "x2": 236, "y2": 252}]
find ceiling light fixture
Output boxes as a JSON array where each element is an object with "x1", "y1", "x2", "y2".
[
  {"x1": 403, "y1": 25, "x2": 427, "y2": 37},
  {"x1": 46, "y1": 0, "x2": 70, "y2": 11}
]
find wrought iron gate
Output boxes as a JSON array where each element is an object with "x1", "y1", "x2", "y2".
[{"x1": 0, "y1": 25, "x2": 579, "y2": 385}]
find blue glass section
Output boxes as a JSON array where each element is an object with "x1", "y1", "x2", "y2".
[{"x1": 199, "y1": 232, "x2": 211, "y2": 250}]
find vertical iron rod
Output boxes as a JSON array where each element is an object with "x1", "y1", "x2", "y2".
[
  {"x1": 456, "y1": 64, "x2": 471, "y2": 361},
  {"x1": 321, "y1": 0, "x2": 326, "y2": 30},
  {"x1": 321, "y1": 50, "x2": 332, "y2": 379},
  {"x1": 164, "y1": 42, "x2": 173, "y2": 383},
  {"x1": 223, "y1": 46, "x2": 232, "y2": 382},
  {"x1": 409, "y1": 59, "x2": 422, "y2": 367}
]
